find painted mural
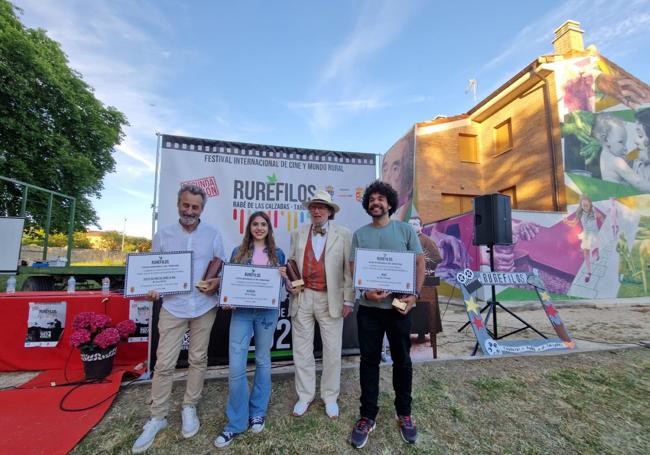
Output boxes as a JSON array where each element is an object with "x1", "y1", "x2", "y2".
[
  {"x1": 381, "y1": 128, "x2": 416, "y2": 221},
  {"x1": 421, "y1": 53, "x2": 650, "y2": 300},
  {"x1": 556, "y1": 54, "x2": 650, "y2": 298}
]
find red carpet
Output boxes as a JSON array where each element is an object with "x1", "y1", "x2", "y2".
[{"x1": 0, "y1": 367, "x2": 141, "y2": 455}]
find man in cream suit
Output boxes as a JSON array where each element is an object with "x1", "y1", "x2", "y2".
[{"x1": 288, "y1": 189, "x2": 354, "y2": 419}]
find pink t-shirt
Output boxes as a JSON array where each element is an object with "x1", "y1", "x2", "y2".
[{"x1": 252, "y1": 245, "x2": 269, "y2": 266}]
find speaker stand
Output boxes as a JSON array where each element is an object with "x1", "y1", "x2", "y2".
[{"x1": 457, "y1": 243, "x2": 547, "y2": 355}]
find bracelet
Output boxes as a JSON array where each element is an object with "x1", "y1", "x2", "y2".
[{"x1": 362, "y1": 291, "x2": 368, "y2": 300}]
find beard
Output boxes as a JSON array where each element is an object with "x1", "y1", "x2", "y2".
[
  {"x1": 179, "y1": 214, "x2": 199, "y2": 226},
  {"x1": 366, "y1": 204, "x2": 387, "y2": 218}
]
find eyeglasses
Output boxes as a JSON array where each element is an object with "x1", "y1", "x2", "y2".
[{"x1": 309, "y1": 205, "x2": 329, "y2": 212}]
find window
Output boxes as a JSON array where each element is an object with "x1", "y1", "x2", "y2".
[
  {"x1": 441, "y1": 193, "x2": 477, "y2": 219},
  {"x1": 458, "y1": 134, "x2": 478, "y2": 162},
  {"x1": 499, "y1": 186, "x2": 517, "y2": 209},
  {"x1": 494, "y1": 119, "x2": 512, "y2": 155}
]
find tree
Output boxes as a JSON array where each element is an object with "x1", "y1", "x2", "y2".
[
  {"x1": 99, "y1": 231, "x2": 122, "y2": 251},
  {"x1": 21, "y1": 228, "x2": 93, "y2": 248},
  {"x1": 0, "y1": 1, "x2": 127, "y2": 232}
]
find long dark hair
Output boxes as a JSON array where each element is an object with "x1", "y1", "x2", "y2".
[
  {"x1": 233, "y1": 211, "x2": 279, "y2": 265},
  {"x1": 575, "y1": 193, "x2": 595, "y2": 221}
]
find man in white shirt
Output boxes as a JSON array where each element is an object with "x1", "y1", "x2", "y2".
[
  {"x1": 287, "y1": 190, "x2": 354, "y2": 419},
  {"x1": 132, "y1": 184, "x2": 225, "y2": 453}
]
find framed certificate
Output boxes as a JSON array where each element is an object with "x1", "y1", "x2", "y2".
[
  {"x1": 125, "y1": 251, "x2": 193, "y2": 297},
  {"x1": 353, "y1": 248, "x2": 416, "y2": 294},
  {"x1": 219, "y1": 263, "x2": 282, "y2": 309}
]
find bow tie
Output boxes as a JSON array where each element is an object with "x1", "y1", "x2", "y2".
[{"x1": 312, "y1": 226, "x2": 327, "y2": 236}]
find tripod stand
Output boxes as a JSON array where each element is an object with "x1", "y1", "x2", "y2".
[{"x1": 458, "y1": 243, "x2": 547, "y2": 355}]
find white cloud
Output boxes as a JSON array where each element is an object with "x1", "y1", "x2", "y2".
[
  {"x1": 321, "y1": 0, "x2": 419, "y2": 85},
  {"x1": 15, "y1": 0, "x2": 176, "y2": 166},
  {"x1": 115, "y1": 141, "x2": 156, "y2": 172},
  {"x1": 292, "y1": 0, "x2": 423, "y2": 134},
  {"x1": 288, "y1": 93, "x2": 433, "y2": 133},
  {"x1": 118, "y1": 187, "x2": 152, "y2": 201},
  {"x1": 12, "y1": 0, "x2": 184, "y2": 237},
  {"x1": 588, "y1": 11, "x2": 650, "y2": 47},
  {"x1": 477, "y1": 0, "x2": 650, "y2": 99}
]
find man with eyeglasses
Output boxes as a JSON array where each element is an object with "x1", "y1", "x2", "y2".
[{"x1": 286, "y1": 189, "x2": 354, "y2": 420}]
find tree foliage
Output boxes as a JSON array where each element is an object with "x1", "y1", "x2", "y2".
[
  {"x1": 0, "y1": 1, "x2": 128, "y2": 231},
  {"x1": 22, "y1": 228, "x2": 92, "y2": 249},
  {"x1": 22, "y1": 228, "x2": 151, "y2": 251}
]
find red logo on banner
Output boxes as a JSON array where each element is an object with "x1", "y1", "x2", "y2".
[{"x1": 182, "y1": 177, "x2": 219, "y2": 197}]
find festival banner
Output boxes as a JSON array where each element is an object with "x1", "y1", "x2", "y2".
[
  {"x1": 158, "y1": 135, "x2": 378, "y2": 254},
  {"x1": 150, "y1": 135, "x2": 378, "y2": 365}
]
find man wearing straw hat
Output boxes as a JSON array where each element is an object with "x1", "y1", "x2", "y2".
[{"x1": 287, "y1": 189, "x2": 354, "y2": 420}]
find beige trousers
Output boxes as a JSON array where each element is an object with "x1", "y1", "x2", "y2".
[
  {"x1": 150, "y1": 306, "x2": 217, "y2": 418},
  {"x1": 291, "y1": 288, "x2": 344, "y2": 404}
]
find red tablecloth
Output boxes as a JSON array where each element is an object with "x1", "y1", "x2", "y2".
[{"x1": 0, "y1": 291, "x2": 147, "y2": 372}]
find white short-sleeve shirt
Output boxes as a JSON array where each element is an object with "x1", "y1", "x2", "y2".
[{"x1": 152, "y1": 220, "x2": 226, "y2": 318}]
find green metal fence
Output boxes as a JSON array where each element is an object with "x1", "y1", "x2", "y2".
[{"x1": 0, "y1": 176, "x2": 76, "y2": 264}]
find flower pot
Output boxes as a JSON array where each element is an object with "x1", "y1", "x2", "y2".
[{"x1": 81, "y1": 346, "x2": 117, "y2": 379}]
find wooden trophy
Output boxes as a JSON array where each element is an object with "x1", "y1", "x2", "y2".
[
  {"x1": 196, "y1": 257, "x2": 224, "y2": 292},
  {"x1": 286, "y1": 259, "x2": 304, "y2": 292}
]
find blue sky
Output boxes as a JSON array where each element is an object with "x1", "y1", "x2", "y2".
[{"x1": 12, "y1": 0, "x2": 650, "y2": 238}]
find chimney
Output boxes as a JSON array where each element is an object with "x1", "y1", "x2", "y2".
[{"x1": 552, "y1": 20, "x2": 584, "y2": 54}]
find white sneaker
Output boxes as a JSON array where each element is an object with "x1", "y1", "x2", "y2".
[
  {"x1": 181, "y1": 405, "x2": 200, "y2": 438},
  {"x1": 292, "y1": 400, "x2": 312, "y2": 417},
  {"x1": 132, "y1": 417, "x2": 168, "y2": 453},
  {"x1": 325, "y1": 402, "x2": 339, "y2": 419}
]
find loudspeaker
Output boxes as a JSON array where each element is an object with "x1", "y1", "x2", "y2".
[{"x1": 472, "y1": 193, "x2": 512, "y2": 245}]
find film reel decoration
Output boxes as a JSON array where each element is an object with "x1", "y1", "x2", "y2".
[
  {"x1": 455, "y1": 269, "x2": 576, "y2": 356},
  {"x1": 455, "y1": 268, "x2": 474, "y2": 284}
]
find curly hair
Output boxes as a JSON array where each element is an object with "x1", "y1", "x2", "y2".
[{"x1": 361, "y1": 180, "x2": 399, "y2": 216}]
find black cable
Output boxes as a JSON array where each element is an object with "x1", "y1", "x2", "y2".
[
  {"x1": 58, "y1": 373, "x2": 143, "y2": 412},
  {"x1": 63, "y1": 345, "x2": 75, "y2": 384},
  {"x1": 439, "y1": 281, "x2": 459, "y2": 323}
]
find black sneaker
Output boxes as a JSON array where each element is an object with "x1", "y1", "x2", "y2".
[
  {"x1": 249, "y1": 416, "x2": 265, "y2": 433},
  {"x1": 396, "y1": 414, "x2": 417, "y2": 443},
  {"x1": 350, "y1": 417, "x2": 376, "y2": 449},
  {"x1": 214, "y1": 431, "x2": 238, "y2": 448}
]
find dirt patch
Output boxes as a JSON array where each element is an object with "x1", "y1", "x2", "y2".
[{"x1": 410, "y1": 300, "x2": 650, "y2": 361}]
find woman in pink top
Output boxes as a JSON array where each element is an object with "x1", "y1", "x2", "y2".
[{"x1": 215, "y1": 212, "x2": 286, "y2": 448}]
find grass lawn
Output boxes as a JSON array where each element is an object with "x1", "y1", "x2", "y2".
[{"x1": 71, "y1": 348, "x2": 650, "y2": 454}]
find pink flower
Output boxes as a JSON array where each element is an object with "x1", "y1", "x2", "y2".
[
  {"x1": 72, "y1": 312, "x2": 93, "y2": 331},
  {"x1": 70, "y1": 329, "x2": 91, "y2": 347},
  {"x1": 94, "y1": 327, "x2": 121, "y2": 349},
  {"x1": 70, "y1": 312, "x2": 136, "y2": 352},
  {"x1": 116, "y1": 319, "x2": 136, "y2": 339},
  {"x1": 90, "y1": 314, "x2": 112, "y2": 333}
]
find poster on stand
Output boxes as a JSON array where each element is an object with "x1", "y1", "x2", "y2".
[
  {"x1": 129, "y1": 300, "x2": 151, "y2": 342},
  {"x1": 25, "y1": 301, "x2": 67, "y2": 347}
]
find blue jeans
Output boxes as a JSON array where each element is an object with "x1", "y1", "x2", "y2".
[{"x1": 224, "y1": 308, "x2": 279, "y2": 433}]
